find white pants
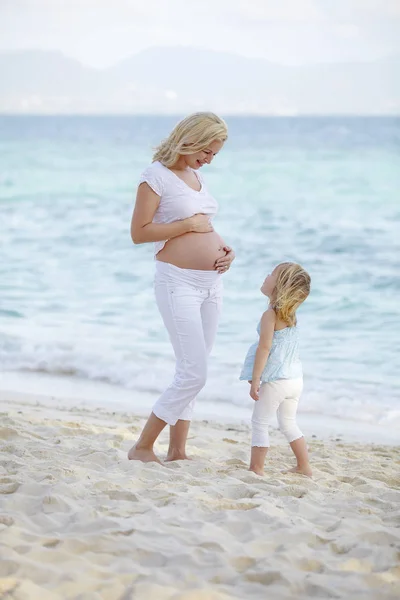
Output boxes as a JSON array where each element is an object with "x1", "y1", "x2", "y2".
[
  {"x1": 153, "y1": 262, "x2": 223, "y2": 426},
  {"x1": 251, "y1": 378, "x2": 304, "y2": 447}
]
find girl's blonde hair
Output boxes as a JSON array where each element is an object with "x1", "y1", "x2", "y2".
[
  {"x1": 270, "y1": 263, "x2": 311, "y2": 326},
  {"x1": 153, "y1": 112, "x2": 228, "y2": 167}
]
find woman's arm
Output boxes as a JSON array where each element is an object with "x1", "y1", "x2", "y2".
[
  {"x1": 131, "y1": 183, "x2": 213, "y2": 244},
  {"x1": 250, "y1": 309, "x2": 276, "y2": 401}
]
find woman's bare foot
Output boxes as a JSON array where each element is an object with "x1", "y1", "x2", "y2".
[
  {"x1": 165, "y1": 450, "x2": 192, "y2": 462},
  {"x1": 249, "y1": 466, "x2": 265, "y2": 476},
  {"x1": 127, "y1": 445, "x2": 162, "y2": 464},
  {"x1": 284, "y1": 465, "x2": 312, "y2": 477}
]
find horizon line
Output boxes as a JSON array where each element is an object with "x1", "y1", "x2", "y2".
[{"x1": 1, "y1": 112, "x2": 399, "y2": 118}]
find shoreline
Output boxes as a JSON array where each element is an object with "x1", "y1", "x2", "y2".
[{"x1": 1, "y1": 369, "x2": 399, "y2": 446}]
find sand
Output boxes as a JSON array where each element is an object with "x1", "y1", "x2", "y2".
[{"x1": 0, "y1": 391, "x2": 399, "y2": 600}]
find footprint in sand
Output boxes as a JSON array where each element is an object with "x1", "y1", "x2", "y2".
[
  {"x1": 0, "y1": 477, "x2": 20, "y2": 494},
  {"x1": 0, "y1": 426, "x2": 21, "y2": 440},
  {"x1": 245, "y1": 570, "x2": 287, "y2": 586},
  {"x1": 0, "y1": 515, "x2": 14, "y2": 526}
]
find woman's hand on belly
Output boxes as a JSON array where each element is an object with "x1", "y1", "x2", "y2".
[
  {"x1": 188, "y1": 213, "x2": 214, "y2": 233},
  {"x1": 214, "y1": 246, "x2": 236, "y2": 273}
]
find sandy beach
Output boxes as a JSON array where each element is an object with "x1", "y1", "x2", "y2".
[{"x1": 0, "y1": 391, "x2": 399, "y2": 600}]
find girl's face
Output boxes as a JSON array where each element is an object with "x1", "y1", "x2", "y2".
[
  {"x1": 183, "y1": 139, "x2": 224, "y2": 170},
  {"x1": 261, "y1": 267, "x2": 280, "y2": 297}
]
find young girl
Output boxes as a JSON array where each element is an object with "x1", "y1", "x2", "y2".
[{"x1": 240, "y1": 262, "x2": 312, "y2": 477}]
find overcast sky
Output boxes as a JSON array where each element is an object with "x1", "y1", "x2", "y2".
[{"x1": 1, "y1": 0, "x2": 400, "y2": 68}]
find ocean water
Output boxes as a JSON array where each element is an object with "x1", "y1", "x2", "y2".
[{"x1": 1, "y1": 116, "x2": 399, "y2": 431}]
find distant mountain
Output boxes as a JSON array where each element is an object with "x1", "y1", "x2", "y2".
[{"x1": 0, "y1": 47, "x2": 399, "y2": 115}]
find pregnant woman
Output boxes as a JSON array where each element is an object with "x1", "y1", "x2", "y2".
[{"x1": 128, "y1": 113, "x2": 235, "y2": 463}]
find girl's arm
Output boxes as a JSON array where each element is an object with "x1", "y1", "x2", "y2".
[
  {"x1": 250, "y1": 308, "x2": 276, "y2": 401},
  {"x1": 131, "y1": 183, "x2": 213, "y2": 244}
]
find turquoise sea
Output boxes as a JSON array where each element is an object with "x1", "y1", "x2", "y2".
[{"x1": 1, "y1": 116, "x2": 399, "y2": 434}]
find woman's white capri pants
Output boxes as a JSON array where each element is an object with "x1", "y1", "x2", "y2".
[{"x1": 152, "y1": 261, "x2": 223, "y2": 426}]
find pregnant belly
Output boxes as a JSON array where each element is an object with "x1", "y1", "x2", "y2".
[{"x1": 156, "y1": 231, "x2": 226, "y2": 271}]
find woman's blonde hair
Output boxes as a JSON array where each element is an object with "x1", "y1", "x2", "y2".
[
  {"x1": 270, "y1": 263, "x2": 311, "y2": 326},
  {"x1": 153, "y1": 112, "x2": 228, "y2": 167}
]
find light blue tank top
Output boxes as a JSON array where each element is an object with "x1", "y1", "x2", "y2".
[{"x1": 239, "y1": 320, "x2": 302, "y2": 383}]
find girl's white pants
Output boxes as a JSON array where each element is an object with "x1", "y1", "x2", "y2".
[
  {"x1": 252, "y1": 378, "x2": 304, "y2": 447},
  {"x1": 152, "y1": 261, "x2": 223, "y2": 426}
]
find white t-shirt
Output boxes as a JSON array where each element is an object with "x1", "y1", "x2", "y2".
[{"x1": 138, "y1": 161, "x2": 219, "y2": 256}]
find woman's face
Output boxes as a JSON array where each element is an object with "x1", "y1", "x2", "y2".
[{"x1": 184, "y1": 139, "x2": 225, "y2": 170}]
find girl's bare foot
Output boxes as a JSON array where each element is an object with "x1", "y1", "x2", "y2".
[
  {"x1": 284, "y1": 465, "x2": 312, "y2": 477},
  {"x1": 249, "y1": 466, "x2": 265, "y2": 476},
  {"x1": 249, "y1": 447, "x2": 268, "y2": 477},
  {"x1": 127, "y1": 445, "x2": 162, "y2": 464},
  {"x1": 165, "y1": 450, "x2": 192, "y2": 462}
]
